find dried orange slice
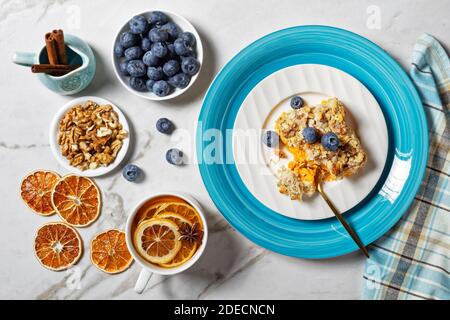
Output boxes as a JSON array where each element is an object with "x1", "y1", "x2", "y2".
[
  {"x1": 136, "y1": 203, "x2": 167, "y2": 225},
  {"x1": 137, "y1": 196, "x2": 184, "y2": 222},
  {"x1": 157, "y1": 212, "x2": 191, "y2": 227},
  {"x1": 134, "y1": 218, "x2": 181, "y2": 264},
  {"x1": 160, "y1": 242, "x2": 197, "y2": 268},
  {"x1": 155, "y1": 202, "x2": 202, "y2": 227},
  {"x1": 90, "y1": 229, "x2": 133, "y2": 274},
  {"x1": 34, "y1": 222, "x2": 82, "y2": 271},
  {"x1": 148, "y1": 213, "x2": 200, "y2": 268},
  {"x1": 160, "y1": 221, "x2": 198, "y2": 268},
  {"x1": 52, "y1": 175, "x2": 101, "y2": 227},
  {"x1": 20, "y1": 170, "x2": 60, "y2": 216}
]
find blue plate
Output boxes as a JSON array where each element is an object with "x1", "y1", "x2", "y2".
[{"x1": 197, "y1": 26, "x2": 428, "y2": 258}]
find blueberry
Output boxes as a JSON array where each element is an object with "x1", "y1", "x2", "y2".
[
  {"x1": 122, "y1": 164, "x2": 141, "y2": 182},
  {"x1": 149, "y1": 11, "x2": 168, "y2": 27},
  {"x1": 161, "y1": 22, "x2": 180, "y2": 39},
  {"x1": 129, "y1": 15, "x2": 149, "y2": 34},
  {"x1": 114, "y1": 42, "x2": 124, "y2": 57},
  {"x1": 119, "y1": 31, "x2": 139, "y2": 48},
  {"x1": 262, "y1": 130, "x2": 279, "y2": 148},
  {"x1": 156, "y1": 118, "x2": 174, "y2": 134},
  {"x1": 141, "y1": 37, "x2": 152, "y2": 52},
  {"x1": 146, "y1": 79, "x2": 155, "y2": 92},
  {"x1": 124, "y1": 46, "x2": 143, "y2": 60},
  {"x1": 149, "y1": 28, "x2": 169, "y2": 42},
  {"x1": 168, "y1": 73, "x2": 191, "y2": 89},
  {"x1": 129, "y1": 77, "x2": 147, "y2": 91},
  {"x1": 163, "y1": 59, "x2": 180, "y2": 77},
  {"x1": 302, "y1": 127, "x2": 318, "y2": 144},
  {"x1": 181, "y1": 56, "x2": 200, "y2": 76},
  {"x1": 166, "y1": 43, "x2": 176, "y2": 57},
  {"x1": 166, "y1": 148, "x2": 184, "y2": 166},
  {"x1": 290, "y1": 96, "x2": 304, "y2": 109},
  {"x1": 147, "y1": 66, "x2": 164, "y2": 80},
  {"x1": 321, "y1": 132, "x2": 340, "y2": 152},
  {"x1": 126, "y1": 60, "x2": 147, "y2": 77},
  {"x1": 142, "y1": 50, "x2": 160, "y2": 66},
  {"x1": 152, "y1": 80, "x2": 171, "y2": 97},
  {"x1": 151, "y1": 42, "x2": 167, "y2": 58},
  {"x1": 119, "y1": 60, "x2": 129, "y2": 75},
  {"x1": 173, "y1": 38, "x2": 193, "y2": 56},
  {"x1": 180, "y1": 32, "x2": 196, "y2": 48}
]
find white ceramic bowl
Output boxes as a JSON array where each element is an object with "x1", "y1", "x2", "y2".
[
  {"x1": 112, "y1": 10, "x2": 203, "y2": 101},
  {"x1": 49, "y1": 96, "x2": 130, "y2": 177}
]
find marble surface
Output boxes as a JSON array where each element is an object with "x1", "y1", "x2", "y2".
[{"x1": 0, "y1": 0, "x2": 448, "y2": 300}]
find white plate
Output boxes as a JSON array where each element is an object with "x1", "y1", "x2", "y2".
[
  {"x1": 112, "y1": 10, "x2": 203, "y2": 101},
  {"x1": 232, "y1": 64, "x2": 388, "y2": 220},
  {"x1": 49, "y1": 96, "x2": 130, "y2": 177}
]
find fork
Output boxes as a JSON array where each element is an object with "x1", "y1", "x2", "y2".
[{"x1": 317, "y1": 180, "x2": 370, "y2": 258}]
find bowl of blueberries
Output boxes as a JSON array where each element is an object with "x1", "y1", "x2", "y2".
[{"x1": 112, "y1": 10, "x2": 203, "y2": 100}]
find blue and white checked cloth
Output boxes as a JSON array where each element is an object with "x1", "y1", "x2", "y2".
[{"x1": 363, "y1": 34, "x2": 450, "y2": 300}]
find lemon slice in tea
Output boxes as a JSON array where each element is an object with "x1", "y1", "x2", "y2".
[{"x1": 134, "y1": 218, "x2": 181, "y2": 264}]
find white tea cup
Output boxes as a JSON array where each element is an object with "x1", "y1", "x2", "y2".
[{"x1": 125, "y1": 192, "x2": 208, "y2": 293}]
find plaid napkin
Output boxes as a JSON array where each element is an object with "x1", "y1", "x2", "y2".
[{"x1": 363, "y1": 34, "x2": 450, "y2": 300}]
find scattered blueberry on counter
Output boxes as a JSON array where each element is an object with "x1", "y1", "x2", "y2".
[
  {"x1": 156, "y1": 118, "x2": 174, "y2": 134},
  {"x1": 166, "y1": 148, "x2": 184, "y2": 165},
  {"x1": 122, "y1": 164, "x2": 141, "y2": 182},
  {"x1": 115, "y1": 12, "x2": 201, "y2": 97},
  {"x1": 290, "y1": 95, "x2": 304, "y2": 109},
  {"x1": 302, "y1": 127, "x2": 319, "y2": 144},
  {"x1": 263, "y1": 130, "x2": 279, "y2": 148},
  {"x1": 321, "y1": 132, "x2": 340, "y2": 151}
]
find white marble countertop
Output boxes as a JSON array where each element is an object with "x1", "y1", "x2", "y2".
[{"x1": 0, "y1": 0, "x2": 448, "y2": 300}]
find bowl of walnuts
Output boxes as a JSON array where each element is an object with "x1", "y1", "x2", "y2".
[
  {"x1": 49, "y1": 96, "x2": 130, "y2": 177},
  {"x1": 112, "y1": 10, "x2": 203, "y2": 100}
]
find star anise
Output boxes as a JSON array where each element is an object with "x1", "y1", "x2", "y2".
[{"x1": 178, "y1": 222, "x2": 203, "y2": 245}]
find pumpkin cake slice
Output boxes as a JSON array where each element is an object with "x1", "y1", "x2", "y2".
[{"x1": 274, "y1": 97, "x2": 367, "y2": 200}]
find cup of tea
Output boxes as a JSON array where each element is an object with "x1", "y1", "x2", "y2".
[{"x1": 125, "y1": 192, "x2": 208, "y2": 293}]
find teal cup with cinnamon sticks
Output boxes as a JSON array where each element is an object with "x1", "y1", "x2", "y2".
[{"x1": 12, "y1": 31, "x2": 96, "y2": 95}]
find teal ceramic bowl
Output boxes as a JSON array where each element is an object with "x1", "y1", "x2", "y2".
[
  {"x1": 13, "y1": 34, "x2": 96, "y2": 95},
  {"x1": 197, "y1": 26, "x2": 428, "y2": 259}
]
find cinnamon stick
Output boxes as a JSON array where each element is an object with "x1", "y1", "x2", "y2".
[
  {"x1": 45, "y1": 32, "x2": 59, "y2": 65},
  {"x1": 31, "y1": 64, "x2": 80, "y2": 76},
  {"x1": 52, "y1": 29, "x2": 67, "y2": 65}
]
